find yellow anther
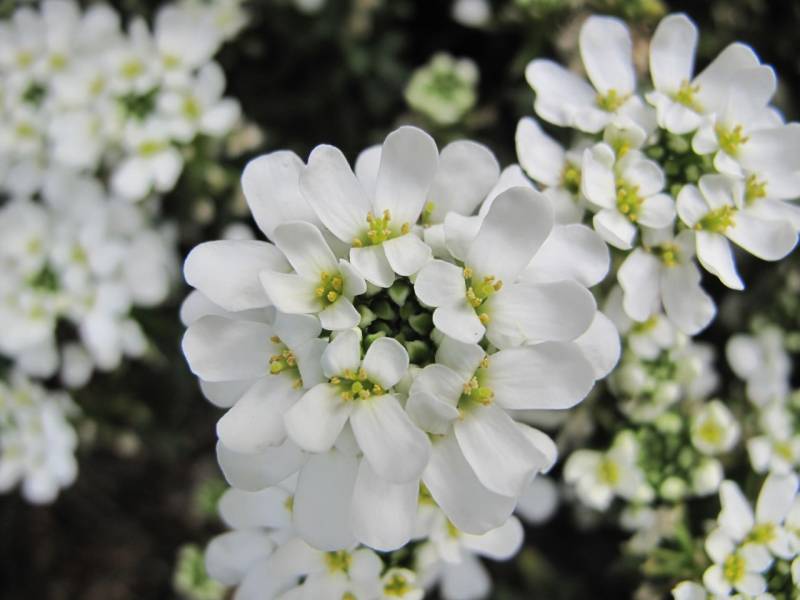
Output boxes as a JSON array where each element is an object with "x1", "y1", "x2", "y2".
[
  {"x1": 479, "y1": 313, "x2": 491, "y2": 325},
  {"x1": 372, "y1": 384, "x2": 383, "y2": 394},
  {"x1": 341, "y1": 391, "x2": 353, "y2": 401},
  {"x1": 343, "y1": 369, "x2": 356, "y2": 379},
  {"x1": 331, "y1": 277, "x2": 343, "y2": 291},
  {"x1": 400, "y1": 223, "x2": 410, "y2": 234},
  {"x1": 327, "y1": 291, "x2": 338, "y2": 303},
  {"x1": 270, "y1": 336, "x2": 281, "y2": 343},
  {"x1": 330, "y1": 377, "x2": 341, "y2": 385},
  {"x1": 292, "y1": 380, "x2": 302, "y2": 389},
  {"x1": 493, "y1": 281, "x2": 503, "y2": 291},
  {"x1": 358, "y1": 368, "x2": 368, "y2": 381},
  {"x1": 383, "y1": 209, "x2": 391, "y2": 220},
  {"x1": 463, "y1": 267, "x2": 473, "y2": 279},
  {"x1": 352, "y1": 238, "x2": 363, "y2": 248},
  {"x1": 315, "y1": 287, "x2": 325, "y2": 296},
  {"x1": 479, "y1": 356, "x2": 489, "y2": 369},
  {"x1": 358, "y1": 390, "x2": 371, "y2": 400}
]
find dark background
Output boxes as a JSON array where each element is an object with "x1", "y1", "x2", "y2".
[{"x1": 1, "y1": 0, "x2": 799, "y2": 598}]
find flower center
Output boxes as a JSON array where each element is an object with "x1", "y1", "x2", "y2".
[
  {"x1": 138, "y1": 140, "x2": 166, "y2": 157},
  {"x1": 695, "y1": 205, "x2": 736, "y2": 234},
  {"x1": 672, "y1": 79, "x2": 702, "y2": 112},
  {"x1": 121, "y1": 59, "x2": 144, "y2": 80},
  {"x1": 182, "y1": 96, "x2": 202, "y2": 120},
  {"x1": 723, "y1": 553, "x2": 746, "y2": 584},
  {"x1": 315, "y1": 271, "x2": 344, "y2": 307},
  {"x1": 696, "y1": 417, "x2": 724, "y2": 446},
  {"x1": 325, "y1": 550, "x2": 352, "y2": 574},
  {"x1": 330, "y1": 368, "x2": 384, "y2": 401},
  {"x1": 357, "y1": 279, "x2": 435, "y2": 365},
  {"x1": 616, "y1": 181, "x2": 643, "y2": 222},
  {"x1": 268, "y1": 336, "x2": 302, "y2": 388},
  {"x1": 651, "y1": 243, "x2": 680, "y2": 267},
  {"x1": 463, "y1": 267, "x2": 502, "y2": 326},
  {"x1": 747, "y1": 522, "x2": 777, "y2": 545},
  {"x1": 716, "y1": 124, "x2": 749, "y2": 156},
  {"x1": 596, "y1": 89, "x2": 629, "y2": 112},
  {"x1": 561, "y1": 163, "x2": 582, "y2": 195},
  {"x1": 352, "y1": 210, "x2": 410, "y2": 248},
  {"x1": 745, "y1": 174, "x2": 767, "y2": 205},
  {"x1": 383, "y1": 572, "x2": 414, "y2": 597},
  {"x1": 597, "y1": 457, "x2": 620, "y2": 485},
  {"x1": 458, "y1": 356, "x2": 493, "y2": 412}
]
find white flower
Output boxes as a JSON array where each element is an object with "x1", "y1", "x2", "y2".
[
  {"x1": 154, "y1": 4, "x2": 223, "y2": 86},
  {"x1": 690, "y1": 400, "x2": 740, "y2": 455},
  {"x1": 111, "y1": 118, "x2": 184, "y2": 200},
  {"x1": 158, "y1": 61, "x2": 240, "y2": 142},
  {"x1": 747, "y1": 402, "x2": 800, "y2": 476},
  {"x1": 525, "y1": 15, "x2": 640, "y2": 133},
  {"x1": 647, "y1": 13, "x2": 766, "y2": 135},
  {"x1": 259, "y1": 222, "x2": 367, "y2": 330},
  {"x1": 0, "y1": 371, "x2": 79, "y2": 504},
  {"x1": 416, "y1": 508, "x2": 522, "y2": 600},
  {"x1": 564, "y1": 431, "x2": 653, "y2": 510},
  {"x1": 415, "y1": 186, "x2": 596, "y2": 347},
  {"x1": 617, "y1": 227, "x2": 715, "y2": 335},
  {"x1": 726, "y1": 328, "x2": 791, "y2": 406},
  {"x1": 581, "y1": 143, "x2": 676, "y2": 250},
  {"x1": 300, "y1": 126, "x2": 438, "y2": 287},
  {"x1": 676, "y1": 175, "x2": 797, "y2": 290},
  {"x1": 406, "y1": 336, "x2": 589, "y2": 530},
  {"x1": 515, "y1": 116, "x2": 589, "y2": 224}
]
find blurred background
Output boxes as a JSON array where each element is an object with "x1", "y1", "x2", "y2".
[{"x1": 1, "y1": 0, "x2": 799, "y2": 598}]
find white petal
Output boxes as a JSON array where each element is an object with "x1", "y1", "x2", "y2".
[
  {"x1": 435, "y1": 337, "x2": 487, "y2": 380},
  {"x1": 580, "y1": 16, "x2": 635, "y2": 95},
  {"x1": 720, "y1": 480, "x2": 756, "y2": 540},
  {"x1": 272, "y1": 221, "x2": 338, "y2": 280},
  {"x1": 216, "y1": 439, "x2": 306, "y2": 491},
  {"x1": 705, "y1": 527, "x2": 736, "y2": 564},
  {"x1": 406, "y1": 390, "x2": 459, "y2": 434},
  {"x1": 523, "y1": 223, "x2": 610, "y2": 288},
  {"x1": 485, "y1": 342, "x2": 594, "y2": 410},
  {"x1": 650, "y1": 13, "x2": 698, "y2": 93},
  {"x1": 259, "y1": 271, "x2": 320, "y2": 314},
  {"x1": 581, "y1": 145, "x2": 617, "y2": 209},
  {"x1": 351, "y1": 393, "x2": 431, "y2": 483},
  {"x1": 321, "y1": 329, "x2": 361, "y2": 378},
  {"x1": 374, "y1": 126, "x2": 439, "y2": 226},
  {"x1": 455, "y1": 403, "x2": 543, "y2": 497},
  {"x1": 638, "y1": 193, "x2": 676, "y2": 229},
  {"x1": 433, "y1": 302, "x2": 484, "y2": 344},
  {"x1": 350, "y1": 244, "x2": 395, "y2": 288},
  {"x1": 217, "y1": 376, "x2": 300, "y2": 453},
  {"x1": 756, "y1": 473, "x2": 799, "y2": 524},
  {"x1": 205, "y1": 531, "x2": 274, "y2": 586},
  {"x1": 516, "y1": 477, "x2": 559, "y2": 525},
  {"x1": 593, "y1": 208, "x2": 637, "y2": 250},
  {"x1": 461, "y1": 516, "x2": 524, "y2": 560},
  {"x1": 338, "y1": 259, "x2": 368, "y2": 298},
  {"x1": 676, "y1": 184, "x2": 708, "y2": 228},
  {"x1": 301, "y1": 144, "x2": 370, "y2": 243},
  {"x1": 182, "y1": 316, "x2": 272, "y2": 382},
  {"x1": 422, "y1": 434, "x2": 516, "y2": 534},
  {"x1": 467, "y1": 186, "x2": 554, "y2": 282},
  {"x1": 618, "y1": 249, "x2": 661, "y2": 321},
  {"x1": 362, "y1": 337, "x2": 409, "y2": 389},
  {"x1": 727, "y1": 212, "x2": 797, "y2": 261},
  {"x1": 293, "y1": 450, "x2": 358, "y2": 551},
  {"x1": 574, "y1": 311, "x2": 621, "y2": 379},
  {"x1": 662, "y1": 262, "x2": 716, "y2": 335},
  {"x1": 515, "y1": 117, "x2": 565, "y2": 187},
  {"x1": 524, "y1": 59, "x2": 601, "y2": 131},
  {"x1": 283, "y1": 384, "x2": 353, "y2": 453},
  {"x1": 441, "y1": 555, "x2": 491, "y2": 600},
  {"x1": 242, "y1": 151, "x2": 318, "y2": 239},
  {"x1": 414, "y1": 259, "x2": 466, "y2": 307},
  {"x1": 351, "y1": 460, "x2": 417, "y2": 551},
  {"x1": 319, "y1": 298, "x2": 360, "y2": 331},
  {"x1": 219, "y1": 487, "x2": 292, "y2": 530},
  {"x1": 696, "y1": 232, "x2": 743, "y2": 290},
  {"x1": 694, "y1": 42, "x2": 760, "y2": 112},
  {"x1": 429, "y1": 140, "x2": 500, "y2": 219},
  {"x1": 489, "y1": 280, "x2": 596, "y2": 345},
  {"x1": 382, "y1": 233, "x2": 432, "y2": 277},
  {"x1": 184, "y1": 240, "x2": 288, "y2": 311},
  {"x1": 739, "y1": 124, "x2": 800, "y2": 174},
  {"x1": 354, "y1": 145, "x2": 381, "y2": 198}
]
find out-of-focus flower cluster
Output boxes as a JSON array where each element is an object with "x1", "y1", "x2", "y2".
[
  {"x1": 0, "y1": 0, "x2": 247, "y2": 505},
  {"x1": 0, "y1": 0, "x2": 243, "y2": 201}
]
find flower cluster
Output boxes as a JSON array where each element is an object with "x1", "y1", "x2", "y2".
[
  {"x1": 0, "y1": 370, "x2": 78, "y2": 504},
  {"x1": 0, "y1": 0, "x2": 244, "y2": 201},
  {"x1": 182, "y1": 124, "x2": 619, "y2": 597},
  {"x1": 519, "y1": 13, "x2": 799, "y2": 335},
  {"x1": 0, "y1": 172, "x2": 177, "y2": 386}
]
